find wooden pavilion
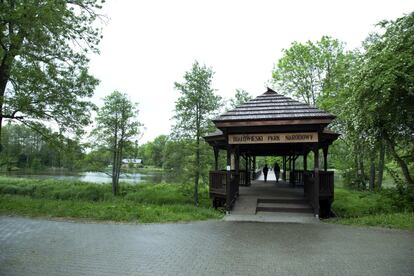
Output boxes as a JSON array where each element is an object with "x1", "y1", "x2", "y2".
[{"x1": 204, "y1": 88, "x2": 339, "y2": 218}]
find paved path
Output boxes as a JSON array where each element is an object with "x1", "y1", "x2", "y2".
[{"x1": 1, "y1": 216, "x2": 413, "y2": 275}]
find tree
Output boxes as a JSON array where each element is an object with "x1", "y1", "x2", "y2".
[
  {"x1": 229, "y1": 89, "x2": 252, "y2": 109},
  {"x1": 272, "y1": 36, "x2": 345, "y2": 106},
  {"x1": 173, "y1": 61, "x2": 221, "y2": 206},
  {"x1": 92, "y1": 91, "x2": 141, "y2": 195},
  {"x1": 0, "y1": 0, "x2": 105, "y2": 150},
  {"x1": 352, "y1": 12, "x2": 414, "y2": 186}
]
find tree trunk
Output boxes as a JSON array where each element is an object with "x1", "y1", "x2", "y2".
[
  {"x1": 384, "y1": 133, "x2": 413, "y2": 186},
  {"x1": 377, "y1": 140, "x2": 385, "y2": 190},
  {"x1": 369, "y1": 157, "x2": 375, "y2": 191},
  {"x1": 0, "y1": 117, "x2": 2, "y2": 153},
  {"x1": 112, "y1": 121, "x2": 118, "y2": 195},
  {"x1": 194, "y1": 106, "x2": 200, "y2": 207},
  {"x1": 112, "y1": 146, "x2": 118, "y2": 195},
  {"x1": 115, "y1": 142, "x2": 123, "y2": 194}
]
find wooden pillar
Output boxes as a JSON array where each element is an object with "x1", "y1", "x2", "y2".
[
  {"x1": 282, "y1": 155, "x2": 286, "y2": 181},
  {"x1": 292, "y1": 155, "x2": 296, "y2": 187},
  {"x1": 313, "y1": 148, "x2": 320, "y2": 218},
  {"x1": 226, "y1": 145, "x2": 232, "y2": 212},
  {"x1": 323, "y1": 146, "x2": 328, "y2": 172},
  {"x1": 248, "y1": 155, "x2": 252, "y2": 185},
  {"x1": 235, "y1": 146, "x2": 240, "y2": 196},
  {"x1": 213, "y1": 146, "x2": 219, "y2": 171},
  {"x1": 245, "y1": 154, "x2": 249, "y2": 186},
  {"x1": 304, "y1": 152, "x2": 308, "y2": 171},
  {"x1": 252, "y1": 156, "x2": 256, "y2": 180}
]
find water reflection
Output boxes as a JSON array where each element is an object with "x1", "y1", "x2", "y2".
[{"x1": 0, "y1": 171, "x2": 164, "y2": 184}]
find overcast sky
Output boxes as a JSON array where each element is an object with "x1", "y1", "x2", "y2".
[{"x1": 88, "y1": 0, "x2": 414, "y2": 143}]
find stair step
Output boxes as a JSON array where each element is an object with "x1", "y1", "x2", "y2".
[
  {"x1": 256, "y1": 206, "x2": 313, "y2": 214},
  {"x1": 257, "y1": 198, "x2": 306, "y2": 204},
  {"x1": 257, "y1": 202, "x2": 311, "y2": 209}
]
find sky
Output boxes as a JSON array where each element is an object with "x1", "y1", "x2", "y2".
[{"x1": 88, "y1": 0, "x2": 414, "y2": 143}]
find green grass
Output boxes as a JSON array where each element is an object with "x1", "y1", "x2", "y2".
[
  {"x1": 327, "y1": 212, "x2": 414, "y2": 231},
  {"x1": 0, "y1": 177, "x2": 223, "y2": 223},
  {"x1": 326, "y1": 187, "x2": 414, "y2": 230}
]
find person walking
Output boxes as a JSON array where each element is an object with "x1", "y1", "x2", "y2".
[
  {"x1": 263, "y1": 164, "x2": 269, "y2": 182},
  {"x1": 274, "y1": 162, "x2": 280, "y2": 183}
]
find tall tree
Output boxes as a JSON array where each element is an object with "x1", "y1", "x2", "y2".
[
  {"x1": 229, "y1": 89, "x2": 252, "y2": 109},
  {"x1": 92, "y1": 91, "x2": 141, "y2": 195},
  {"x1": 352, "y1": 12, "x2": 414, "y2": 186},
  {"x1": 272, "y1": 36, "x2": 345, "y2": 106},
  {"x1": 173, "y1": 61, "x2": 221, "y2": 206},
  {"x1": 0, "y1": 0, "x2": 104, "y2": 150}
]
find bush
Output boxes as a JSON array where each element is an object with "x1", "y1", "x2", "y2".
[
  {"x1": 0, "y1": 177, "x2": 211, "y2": 207},
  {"x1": 333, "y1": 187, "x2": 413, "y2": 218}
]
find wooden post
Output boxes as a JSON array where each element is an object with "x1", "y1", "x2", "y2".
[
  {"x1": 244, "y1": 153, "x2": 249, "y2": 186},
  {"x1": 252, "y1": 156, "x2": 256, "y2": 180},
  {"x1": 292, "y1": 155, "x2": 296, "y2": 187},
  {"x1": 213, "y1": 146, "x2": 219, "y2": 171},
  {"x1": 323, "y1": 146, "x2": 328, "y2": 172},
  {"x1": 282, "y1": 155, "x2": 286, "y2": 181},
  {"x1": 248, "y1": 155, "x2": 252, "y2": 185},
  {"x1": 226, "y1": 145, "x2": 232, "y2": 213},
  {"x1": 313, "y1": 148, "x2": 320, "y2": 218},
  {"x1": 235, "y1": 145, "x2": 240, "y2": 196}
]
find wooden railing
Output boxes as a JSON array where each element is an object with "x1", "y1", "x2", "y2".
[
  {"x1": 303, "y1": 170, "x2": 334, "y2": 216},
  {"x1": 239, "y1": 170, "x2": 249, "y2": 186},
  {"x1": 253, "y1": 169, "x2": 262, "y2": 180},
  {"x1": 209, "y1": 170, "x2": 227, "y2": 195},
  {"x1": 209, "y1": 170, "x2": 240, "y2": 210},
  {"x1": 289, "y1": 170, "x2": 307, "y2": 186},
  {"x1": 319, "y1": 171, "x2": 334, "y2": 199},
  {"x1": 303, "y1": 172, "x2": 317, "y2": 213}
]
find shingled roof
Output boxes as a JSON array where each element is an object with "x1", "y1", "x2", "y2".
[{"x1": 213, "y1": 88, "x2": 335, "y2": 122}]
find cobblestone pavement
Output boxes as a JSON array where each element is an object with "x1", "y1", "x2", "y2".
[{"x1": 1, "y1": 216, "x2": 413, "y2": 276}]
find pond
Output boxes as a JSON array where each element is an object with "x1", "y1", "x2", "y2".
[{"x1": 0, "y1": 171, "x2": 165, "y2": 184}]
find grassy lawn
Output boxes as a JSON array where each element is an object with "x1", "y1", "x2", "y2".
[
  {"x1": 326, "y1": 187, "x2": 414, "y2": 231},
  {"x1": 0, "y1": 177, "x2": 223, "y2": 223}
]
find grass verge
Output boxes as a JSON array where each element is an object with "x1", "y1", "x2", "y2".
[
  {"x1": 325, "y1": 187, "x2": 414, "y2": 231},
  {"x1": 0, "y1": 177, "x2": 223, "y2": 223},
  {"x1": 327, "y1": 212, "x2": 414, "y2": 231}
]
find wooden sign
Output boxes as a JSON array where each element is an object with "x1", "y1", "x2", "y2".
[{"x1": 228, "y1": 132, "x2": 318, "y2": 144}]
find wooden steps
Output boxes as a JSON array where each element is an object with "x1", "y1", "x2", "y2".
[{"x1": 256, "y1": 197, "x2": 313, "y2": 214}]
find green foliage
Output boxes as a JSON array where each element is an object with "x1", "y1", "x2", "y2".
[
  {"x1": 328, "y1": 212, "x2": 414, "y2": 231},
  {"x1": 229, "y1": 89, "x2": 252, "y2": 109},
  {"x1": 0, "y1": 0, "x2": 104, "y2": 138},
  {"x1": 272, "y1": 36, "x2": 345, "y2": 106},
  {"x1": 138, "y1": 135, "x2": 168, "y2": 167},
  {"x1": 172, "y1": 61, "x2": 221, "y2": 205},
  {"x1": 172, "y1": 61, "x2": 221, "y2": 140},
  {"x1": 350, "y1": 13, "x2": 414, "y2": 186},
  {"x1": 332, "y1": 187, "x2": 413, "y2": 218},
  {"x1": 91, "y1": 91, "x2": 141, "y2": 194},
  {"x1": 0, "y1": 123, "x2": 85, "y2": 171},
  {"x1": 0, "y1": 195, "x2": 222, "y2": 223},
  {"x1": 0, "y1": 177, "x2": 222, "y2": 223}
]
